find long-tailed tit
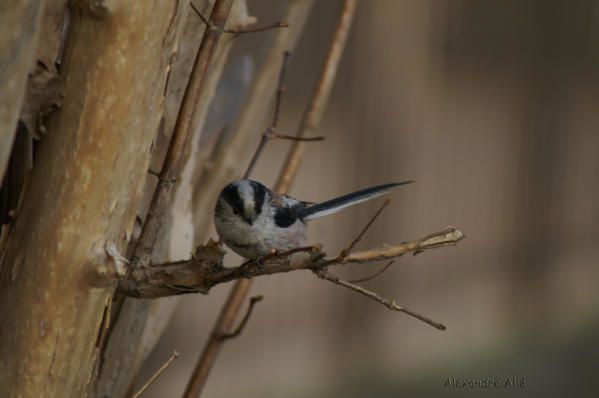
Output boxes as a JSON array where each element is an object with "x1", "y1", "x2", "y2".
[{"x1": 214, "y1": 179, "x2": 414, "y2": 259}]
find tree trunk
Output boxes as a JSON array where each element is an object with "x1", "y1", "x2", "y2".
[{"x1": 0, "y1": 2, "x2": 183, "y2": 396}]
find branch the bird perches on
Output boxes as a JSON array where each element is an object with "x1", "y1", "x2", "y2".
[{"x1": 118, "y1": 226, "x2": 464, "y2": 329}]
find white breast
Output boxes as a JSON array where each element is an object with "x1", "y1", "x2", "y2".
[{"x1": 215, "y1": 202, "x2": 307, "y2": 259}]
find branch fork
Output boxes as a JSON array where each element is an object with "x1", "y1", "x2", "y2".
[{"x1": 215, "y1": 295, "x2": 264, "y2": 339}]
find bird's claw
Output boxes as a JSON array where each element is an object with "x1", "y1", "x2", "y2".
[
  {"x1": 240, "y1": 268, "x2": 253, "y2": 278},
  {"x1": 236, "y1": 250, "x2": 279, "y2": 278},
  {"x1": 237, "y1": 260, "x2": 254, "y2": 278},
  {"x1": 255, "y1": 256, "x2": 266, "y2": 271}
]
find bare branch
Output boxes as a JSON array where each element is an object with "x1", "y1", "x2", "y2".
[
  {"x1": 344, "y1": 226, "x2": 466, "y2": 263},
  {"x1": 132, "y1": 350, "x2": 180, "y2": 398},
  {"x1": 118, "y1": 228, "x2": 464, "y2": 332},
  {"x1": 340, "y1": 199, "x2": 390, "y2": 259},
  {"x1": 275, "y1": 0, "x2": 359, "y2": 192},
  {"x1": 315, "y1": 270, "x2": 446, "y2": 330},
  {"x1": 217, "y1": 295, "x2": 263, "y2": 339},
  {"x1": 270, "y1": 133, "x2": 325, "y2": 141},
  {"x1": 244, "y1": 50, "x2": 329, "y2": 178},
  {"x1": 183, "y1": 277, "x2": 252, "y2": 398},
  {"x1": 347, "y1": 260, "x2": 395, "y2": 284},
  {"x1": 118, "y1": 227, "x2": 465, "y2": 298},
  {"x1": 190, "y1": 1, "x2": 289, "y2": 35},
  {"x1": 243, "y1": 51, "x2": 291, "y2": 179}
]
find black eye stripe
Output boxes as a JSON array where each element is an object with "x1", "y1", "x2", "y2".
[
  {"x1": 221, "y1": 183, "x2": 244, "y2": 215},
  {"x1": 250, "y1": 180, "x2": 267, "y2": 215}
]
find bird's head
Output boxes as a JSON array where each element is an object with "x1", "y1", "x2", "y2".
[{"x1": 215, "y1": 179, "x2": 268, "y2": 226}]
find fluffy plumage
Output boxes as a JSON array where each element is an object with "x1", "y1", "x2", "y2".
[{"x1": 214, "y1": 179, "x2": 413, "y2": 259}]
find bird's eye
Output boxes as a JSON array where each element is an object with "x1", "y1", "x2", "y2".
[{"x1": 232, "y1": 208, "x2": 240, "y2": 216}]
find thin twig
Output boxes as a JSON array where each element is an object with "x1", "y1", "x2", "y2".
[
  {"x1": 217, "y1": 295, "x2": 263, "y2": 339},
  {"x1": 270, "y1": 133, "x2": 325, "y2": 141},
  {"x1": 316, "y1": 270, "x2": 446, "y2": 330},
  {"x1": 132, "y1": 350, "x2": 180, "y2": 398},
  {"x1": 340, "y1": 199, "x2": 390, "y2": 259},
  {"x1": 243, "y1": 51, "x2": 291, "y2": 179},
  {"x1": 190, "y1": 1, "x2": 289, "y2": 35},
  {"x1": 347, "y1": 260, "x2": 395, "y2": 283}
]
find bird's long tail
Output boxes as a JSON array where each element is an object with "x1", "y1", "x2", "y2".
[{"x1": 300, "y1": 180, "x2": 414, "y2": 221}]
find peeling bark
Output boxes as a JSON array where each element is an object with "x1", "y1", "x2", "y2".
[{"x1": 0, "y1": 2, "x2": 184, "y2": 396}]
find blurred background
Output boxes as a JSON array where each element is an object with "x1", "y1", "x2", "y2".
[{"x1": 139, "y1": 1, "x2": 599, "y2": 397}]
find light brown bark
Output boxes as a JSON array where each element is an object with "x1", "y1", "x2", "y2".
[{"x1": 0, "y1": 2, "x2": 183, "y2": 396}]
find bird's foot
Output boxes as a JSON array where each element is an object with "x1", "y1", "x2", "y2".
[
  {"x1": 255, "y1": 256, "x2": 265, "y2": 271},
  {"x1": 255, "y1": 249, "x2": 278, "y2": 271},
  {"x1": 237, "y1": 260, "x2": 255, "y2": 278}
]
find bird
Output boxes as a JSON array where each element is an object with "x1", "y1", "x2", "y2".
[{"x1": 214, "y1": 179, "x2": 414, "y2": 260}]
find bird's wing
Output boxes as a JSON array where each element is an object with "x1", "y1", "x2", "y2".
[{"x1": 272, "y1": 194, "x2": 306, "y2": 228}]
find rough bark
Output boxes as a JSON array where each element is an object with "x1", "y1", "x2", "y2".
[
  {"x1": 0, "y1": 0, "x2": 45, "y2": 180},
  {"x1": 0, "y1": 2, "x2": 184, "y2": 396}
]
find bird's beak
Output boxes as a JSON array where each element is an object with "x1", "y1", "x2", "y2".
[{"x1": 246, "y1": 218, "x2": 253, "y2": 225}]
